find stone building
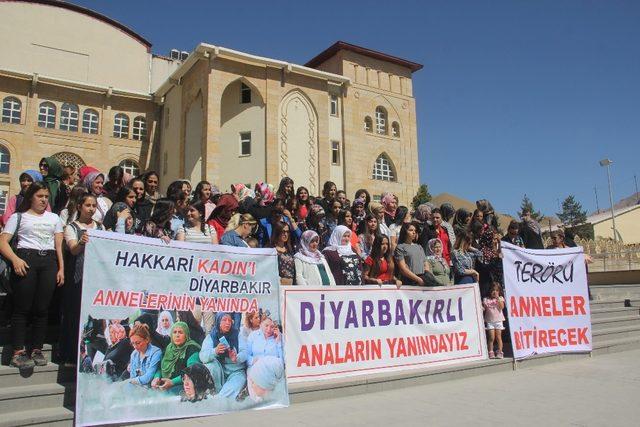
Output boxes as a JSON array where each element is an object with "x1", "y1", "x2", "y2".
[{"x1": 0, "y1": 0, "x2": 422, "y2": 212}]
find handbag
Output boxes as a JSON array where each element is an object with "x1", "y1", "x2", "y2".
[{"x1": 0, "y1": 212, "x2": 22, "y2": 295}]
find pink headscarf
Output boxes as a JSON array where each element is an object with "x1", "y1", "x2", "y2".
[
  {"x1": 79, "y1": 165, "x2": 99, "y2": 183},
  {"x1": 255, "y1": 181, "x2": 275, "y2": 206},
  {"x1": 381, "y1": 192, "x2": 397, "y2": 218},
  {"x1": 295, "y1": 230, "x2": 323, "y2": 264}
]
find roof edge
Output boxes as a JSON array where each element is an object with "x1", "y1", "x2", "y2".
[{"x1": 305, "y1": 41, "x2": 423, "y2": 72}]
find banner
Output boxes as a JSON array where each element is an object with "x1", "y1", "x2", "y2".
[
  {"x1": 502, "y1": 242, "x2": 592, "y2": 360},
  {"x1": 76, "y1": 230, "x2": 289, "y2": 426},
  {"x1": 282, "y1": 284, "x2": 487, "y2": 382}
]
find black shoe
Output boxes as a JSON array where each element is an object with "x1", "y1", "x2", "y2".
[
  {"x1": 236, "y1": 386, "x2": 249, "y2": 402},
  {"x1": 10, "y1": 351, "x2": 35, "y2": 369},
  {"x1": 31, "y1": 349, "x2": 47, "y2": 366}
]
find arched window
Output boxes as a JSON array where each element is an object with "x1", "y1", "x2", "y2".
[
  {"x1": 132, "y1": 116, "x2": 147, "y2": 141},
  {"x1": 375, "y1": 106, "x2": 387, "y2": 135},
  {"x1": 391, "y1": 121, "x2": 400, "y2": 137},
  {"x1": 38, "y1": 102, "x2": 56, "y2": 128},
  {"x1": 0, "y1": 145, "x2": 10, "y2": 174},
  {"x1": 82, "y1": 109, "x2": 99, "y2": 134},
  {"x1": 364, "y1": 116, "x2": 373, "y2": 132},
  {"x1": 119, "y1": 159, "x2": 140, "y2": 177},
  {"x1": 60, "y1": 103, "x2": 79, "y2": 131},
  {"x1": 372, "y1": 153, "x2": 395, "y2": 181},
  {"x1": 2, "y1": 97, "x2": 21, "y2": 124},
  {"x1": 113, "y1": 113, "x2": 129, "y2": 138}
]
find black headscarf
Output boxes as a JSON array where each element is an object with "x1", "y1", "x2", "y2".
[{"x1": 181, "y1": 363, "x2": 216, "y2": 402}]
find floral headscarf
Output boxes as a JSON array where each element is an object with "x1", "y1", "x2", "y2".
[
  {"x1": 414, "y1": 203, "x2": 433, "y2": 224},
  {"x1": 255, "y1": 182, "x2": 275, "y2": 206},
  {"x1": 381, "y1": 192, "x2": 397, "y2": 219},
  {"x1": 83, "y1": 171, "x2": 104, "y2": 196},
  {"x1": 295, "y1": 230, "x2": 323, "y2": 264},
  {"x1": 323, "y1": 225, "x2": 355, "y2": 256},
  {"x1": 427, "y1": 238, "x2": 446, "y2": 262}
]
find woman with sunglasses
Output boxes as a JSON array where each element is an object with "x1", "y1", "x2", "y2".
[
  {"x1": 220, "y1": 213, "x2": 257, "y2": 247},
  {"x1": 39, "y1": 157, "x2": 68, "y2": 214}
]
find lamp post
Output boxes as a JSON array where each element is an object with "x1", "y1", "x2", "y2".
[{"x1": 599, "y1": 158, "x2": 617, "y2": 242}]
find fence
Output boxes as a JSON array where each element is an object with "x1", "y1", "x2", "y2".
[{"x1": 573, "y1": 237, "x2": 640, "y2": 272}]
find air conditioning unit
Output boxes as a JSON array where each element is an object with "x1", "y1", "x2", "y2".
[
  {"x1": 170, "y1": 49, "x2": 180, "y2": 60},
  {"x1": 180, "y1": 51, "x2": 189, "y2": 61}
]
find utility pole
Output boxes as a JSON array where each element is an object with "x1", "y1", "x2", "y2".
[
  {"x1": 599, "y1": 159, "x2": 618, "y2": 242},
  {"x1": 635, "y1": 174, "x2": 639, "y2": 204},
  {"x1": 594, "y1": 186, "x2": 599, "y2": 212}
]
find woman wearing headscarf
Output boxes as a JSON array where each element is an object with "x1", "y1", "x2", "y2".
[
  {"x1": 381, "y1": 192, "x2": 398, "y2": 226},
  {"x1": 207, "y1": 194, "x2": 239, "y2": 239},
  {"x1": 0, "y1": 170, "x2": 47, "y2": 227},
  {"x1": 156, "y1": 311, "x2": 174, "y2": 336},
  {"x1": 306, "y1": 204, "x2": 330, "y2": 249},
  {"x1": 350, "y1": 197, "x2": 366, "y2": 232},
  {"x1": 82, "y1": 170, "x2": 112, "y2": 223},
  {"x1": 199, "y1": 312, "x2": 248, "y2": 399},
  {"x1": 294, "y1": 230, "x2": 336, "y2": 286},
  {"x1": 39, "y1": 156, "x2": 67, "y2": 213},
  {"x1": 452, "y1": 208, "x2": 472, "y2": 239},
  {"x1": 152, "y1": 322, "x2": 201, "y2": 392},
  {"x1": 427, "y1": 238, "x2": 453, "y2": 286},
  {"x1": 181, "y1": 363, "x2": 216, "y2": 402},
  {"x1": 323, "y1": 225, "x2": 364, "y2": 286}
]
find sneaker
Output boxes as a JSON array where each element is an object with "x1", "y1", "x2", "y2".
[
  {"x1": 488, "y1": 351, "x2": 495, "y2": 359},
  {"x1": 496, "y1": 351, "x2": 504, "y2": 359},
  {"x1": 31, "y1": 349, "x2": 48, "y2": 366},
  {"x1": 10, "y1": 351, "x2": 35, "y2": 369}
]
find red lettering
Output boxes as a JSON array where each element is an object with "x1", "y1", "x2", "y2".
[{"x1": 297, "y1": 345, "x2": 310, "y2": 367}]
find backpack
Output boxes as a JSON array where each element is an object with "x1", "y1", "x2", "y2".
[{"x1": 0, "y1": 213, "x2": 22, "y2": 295}]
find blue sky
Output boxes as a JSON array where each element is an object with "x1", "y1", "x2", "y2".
[{"x1": 75, "y1": 0, "x2": 639, "y2": 217}]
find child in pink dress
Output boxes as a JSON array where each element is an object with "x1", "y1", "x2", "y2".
[{"x1": 483, "y1": 283, "x2": 506, "y2": 359}]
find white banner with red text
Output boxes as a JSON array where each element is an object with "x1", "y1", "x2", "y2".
[
  {"x1": 282, "y1": 284, "x2": 487, "y2": 382},
  {"x1": 502, "y1": 242, "x2": 592, "y2": 360}
]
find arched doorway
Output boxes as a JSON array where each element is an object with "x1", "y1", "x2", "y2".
[{"x1": 52, "y1": 151, "x2": 85, "y2": 170}]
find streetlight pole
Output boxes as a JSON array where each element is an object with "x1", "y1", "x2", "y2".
[{"x1": 599, "y1": 159, "x2": 617, "y2": 242}]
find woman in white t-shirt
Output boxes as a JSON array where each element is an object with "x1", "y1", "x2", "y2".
[
  {"x1": 61, "y1": 193, "x2": 104, "y2": 366},
  {"x1": 176, "y1": 200, "x2": 218, "y2": 245},
  {"x1": 0, "y1": 182, "x2": 64, "y2": 369}
]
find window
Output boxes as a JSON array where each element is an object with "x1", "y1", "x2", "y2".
[
  {"x1": 372, "y1": 154, "x2": 395, "y2": 181},
  {"x1": 331, "y1": 141, "x2": 340, "y2": 165},
  {"x1": 0, "y1": 145, "x2": 10, "y2": 174},
  {"x1": 364, "y1": 116, "x2": 372, "y2": 132},
  {"x1": 59, "y1": 103, "x2": 79, "y2": 131},
  {"x1": 82, "y1": 109, "x2": 99, "y2": 134},
  {"x1": 240, "y1": 132, "x2": 251, "y2": 156},
  {"x1": 0, "y1": 184, "x2": 8, "y2": 215},
  {"x1": 2, "y1": 97, "x2": 21, "y2": 124},
  {"x1": 38, "y1": 102, "x2": 56, "y2": 128},
  {"x1": 330, "y1": 95, "x2": 339, "y2": 116},
  {"x1": 119, "y1": 159, "x2": 140, "y2": 177},
  {"x1": 113, "y1": 113, "x2": 129, "y2": 138},
  {"x1": 392, "y1": 121, "x2": 400, "y2": 137},
  {"x1": 375, "y1": 107, "x2": 387, "y2": 135},
  {"x1": 241, "y1": 83, "x2": 252, "y2": 104},
  {"x1": 132, "y1": 116, "x2": 147, "y2": 141}
]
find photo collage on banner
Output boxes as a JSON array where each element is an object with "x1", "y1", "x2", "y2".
[{"x1": 76, "y1": 230, "x2": 288, "y2": 426}]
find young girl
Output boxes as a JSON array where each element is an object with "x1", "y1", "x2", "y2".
[
  {"x1": 0, "y1": 182, "x2": 64, "y2": 369},
  {"x1": 363, "y1": 235, "x2": 401, "y2": 287},
  {"x1": 62, "y1": 193, "x2": 105, "y2": 365},
  {"x1": 483, "y1": 283, "x2": 505, "y2": 359},
  {"x1": 270, "y1": 221, "x2": 295, "y2": 286},
  {"x1": 176, "y1": 200, "x2": 218, "y2": 244},
  {"x1": 337, "y1": 209, "x2": 362, "y2": 258},
  {"x1": 357, "y1": 214, "x2": 379, "y2": 259}
]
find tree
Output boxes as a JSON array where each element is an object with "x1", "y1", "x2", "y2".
[
  {"x1": 412, "y1": 184, "x2": 432, "y2": 210},
  {"x1": 557, "y1": 195, "x2": 587, "y2": 226},
  {"x1": 519, "y1": 194, "x2": 544, "y2": 221}
]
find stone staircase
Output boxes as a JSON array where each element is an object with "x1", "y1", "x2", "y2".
[{"x1": 1, "y1": 281, "x2": 640, "y2": 426}]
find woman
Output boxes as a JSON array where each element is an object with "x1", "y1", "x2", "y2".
[
  {"x1": 427, "y1": 238, "x2": 453, "y2": 286},
  {"x1": 61, "y1": 193, "x2": 104, "y2": 365},
  {"x1": 394, "y1": 222, "x2": 430, "y2": 286},
  {"x1": 241, "y1": 311, "x2": 264, "y2": 340},
  {"x1": 270, "y1": 221, "x2": 295, "y2": 285},
  {"x1": 152, "y1": 322, "x2": 201, "y2": 392},
  {"x1": 363, "y1": 235, "x2": 400, "y2": 286},
  {"x1": 131, "y1": 177, "x2": 153, "y2": 224},
  {"x1": 0, "y1": 182, "x2": 64, "y2": 369},
  {"x1": 451, "y1": 232, "x2": 483, "y2": 284},
  {"x1": 141, "y1": 198, "x2": 176, "y2": 243},
  {"x1": 103, "y1": 186, "x2": 137, "y2": 232},
  {"x1": 127, "y1": 324, "x2": 162, "y2": 387},
  {"x1": 294, "y1": 230, "x2": 336, "y2": 286},
  {"x1": 245, "y1": 318, "x2": 284, "y2": 401},
  {"x1": 245, "y1": 318, "x2": 283, "y2": 366},
  {"x1": 1, "y1": 170, "x2": 45, "y2": 227},
  {"x1": 453, "y1": 208, "x2": 472, "y2": 239},
  {"x1": 207, "y1": 194, "x2": 239, "y2": 240},
  {"x1": 39, "y1": 156, "x2": 67, "y2": 213},
  {"x1": 220, "y1": 213, "x2": 257, "y2": 247},
  {"x1": 353, "y1": 189, "x2": 371, "y2": 214},
  {"x1": 370, "y1": 202, "x2": 391, "y2": 239},
  {"x1": 199, "y1": 312, "x2": 247, "y2": 399},
  {"x1": 323, "y1": 225, "x2": 364, "y2": 286},
  {"x1": 338, "y1": 209, "x2": 362, "y2": 257},
  {"x1": 389, "y1": 206, "x2": 410, "y2": 249},
  {"x1": 357, "y1": 214, "x2": 379, "y2": 259},
  {"x1": 350, "y1": 197, "x2": 366, "y2": 232},
  {"x1": 133, "y1": 313, "x2": 170, "y2": 351},
  {"x1": 317, "y1": 181, "x2": 337, "y2": 211},
  {"x1": 502, "y1": 220, "x2": 525, "y2": 247},
  {"x1": 176, "y1": 200, "x2": 218, "y2": 244},
  {"x1": 143, "y1": 171, "x2": 162, "y2": 205},
  {"x1": 295, "y1": 186, "x2": 312, "y2": 225},
  {"x1": 305, "y1": 204, "x2": 329, "y2": 249},
  {"x1": 156, "y1": 311, "x2": 174, "y2": 337},
  {"x1": 103, "y1": 166, "x2": 125, "y2": 202},
  {"x1": 59, "y1": 185, "x2": 88, "y2": 225},
  {"x1": 325, "y1": 199, "x2": 342, "y2": 236},
  {"x1": 275, "y1": 177, "x2": 294, "y2": 202},
  {"x1": 102, "y1": 322, "x2": 132, "y2": 380},
  {"x1": 194, "y1": 181, "x2": 216, "y2": 221},
  {"x1": 181, "y1": 363, "x2": 216, "y2": 402},
  {"x1": 381, "y1": 192, "x2": 398, "y2": 226},
  {"x1": 83, "y1": 170, "x2": 112, "y2": 223}
]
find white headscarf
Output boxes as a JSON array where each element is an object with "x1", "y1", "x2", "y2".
[
  {"x1": 156, "y1": 311, "x2": 174, "y2": 336},
  {"x1": 323, "y1": 225, "x2": 355, "y2": 256}
]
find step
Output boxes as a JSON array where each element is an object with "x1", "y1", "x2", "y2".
[
  {"x1": 591, "y1": 314, "x2": 640, "y2": 331},
  {"x1": 590, "y1": 284, "x2": 640, "y2": 300},
  {"x1": 0, "y1": 407, "x2": 73, "y2": 427},
  {"x1": 592, "y1": 324, "x2": 640, "y2": 342},
  {"x1": 0, "y1": 363, "x2": 61, "y2": 387},
  {"x1": 592, "y1": 336, "x2": 640, "y2": 356},
  {"x1": 0, "y1": 383, "x2": 65, "y2": 413},
  {"x1": 589, "y1": 300, "x2": 629, "y2": 310},
  {"x1": 590, "y1": 306, "x2": 640, "y2": 320},
  {"x1": 1, "y1": 344, "x2": 53, "y2": 365}
]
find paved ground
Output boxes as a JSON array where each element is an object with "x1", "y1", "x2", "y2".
[{"x1": 155, "y1": 349, "x2": 640, "y2": 427}]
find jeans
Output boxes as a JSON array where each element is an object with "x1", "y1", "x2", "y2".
[{"x1": 11, "y1": 249, "x2": 59, "y2": 351}]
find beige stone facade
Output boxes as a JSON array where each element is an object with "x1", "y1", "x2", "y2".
[{"x1": 0, "y1": 0, "x2": 422, "y2": 212}]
